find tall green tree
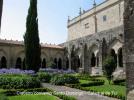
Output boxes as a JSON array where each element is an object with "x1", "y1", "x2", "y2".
[{"x1": 24, "y1": 0, "x2": 41, "y2": 72}]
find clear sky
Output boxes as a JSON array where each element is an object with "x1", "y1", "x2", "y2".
[{"x1": 1, "y1": 0, "x2": 105, "y2": 44}]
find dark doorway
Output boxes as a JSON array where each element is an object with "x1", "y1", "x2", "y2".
[
  {"x1": 58, "y1": 58, "x2": 62, "y2": 69},
  {"x1": 16, "y1": 57, "x2": 22, "y2": 69},
  {"x1": 118, "y1": 48, "x2": 123, "y2": 67},
  {"x1": 1, "y1": 56, "x2": 7, "y2": 68},
  {"x1": 110, "y1": 49, "x2": 117, "y2": 67},
  {"x1": 54, "y1": 58, "x2": 57, "y2": 69},
  {"x1": 42, "y1": 58, "x2": 46, "y2": 68},
  {"x1": 91, "y1": 53, "x2": 96, "y2": 67}
]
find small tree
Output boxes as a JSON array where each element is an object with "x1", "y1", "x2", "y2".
[
  {"x1": 103, "y1": 56, "x2": 116, "y2": 84},
  {"x1": 24, "y1": 0, "x2": 41, "y2": 72}
]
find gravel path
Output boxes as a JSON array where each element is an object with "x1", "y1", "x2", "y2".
[{"x1": 41, "y1": 83, "x2": 119, "y2": 100}]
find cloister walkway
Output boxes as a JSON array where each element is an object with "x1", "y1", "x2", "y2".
[{"x1": 41, "y1": 83, "x2": 119, "y2": 100}]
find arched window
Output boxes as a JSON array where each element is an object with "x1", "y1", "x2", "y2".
[
  {"x1": 1, "y1": 56, "x2": 7, "y2": 68},
  {"x1": 118, "y1": 48, "x2": 123, "y2": 67},
  {"x1": 58, "y1": 58, "x2": 62, "y2": 69},
  {"x1": 91, "y1": 53, "x2": 96, "y2": 67},
  {"x1": 54, "y1": 58, "x2": 57, "y2": 69},
  {"x1": 42, "y1": 58, "x2": 46, "y2": 68},
  {"x1": 16, "y1": 57, "x2": 22, "y2": 69}
]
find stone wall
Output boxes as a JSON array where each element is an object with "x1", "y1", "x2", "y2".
[
  {"x1": 124, "y1": 0, "x2": 134, "y2": 93},
  {"x1": 67, "y1": 0, "x2": 124, "y2": 41},
  {"x1": 64, "y1": 25, "x2": 124, "y2": 74},
  {"x1": 0, "y1": 40, "x2": 65, "y2": 69}
]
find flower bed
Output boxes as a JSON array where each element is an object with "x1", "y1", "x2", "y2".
[
  {"x1": 39, "y1": 68, "x2": 76, "y2": 74},
  {"x1": 0, "y1": 68, "x2": 35, "y2": 75}
]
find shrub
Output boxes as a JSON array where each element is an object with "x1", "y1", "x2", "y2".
[
  {"x1": 0, "y1": 75, "x2": 40, "y2": 89},
  {"x1": 0, "y1": 94, "x2": 9, "y2": 100},
  {"x1": 103, "y1": 56, "x2": 116, "y2": 84},
  {"x1": 113, "y1": 79, "x2": 126, "y2": 86},
  {"x1": 37, "y1": 72, "x2": 51, "y2": 82},
  {"x1": 25, "y1": 88, "x2": 53, "y2": 92},
  {"x1": 52, "y1": 93, "x2": 76, "y2": 100},
  {"x1": 65, "y1": 84, "x2": 81, "y2": 89},
  {"x1": 80, "y1": 81, "x2": 104, "y2": 87},
  {"x1": 50, "y1": 74, "x2": 79, "y2": 85}
]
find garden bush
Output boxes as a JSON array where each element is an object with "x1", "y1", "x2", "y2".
[
  {"x1": 0, "y1": 75, "x2": 40, "y2": 89},
  {"x1": 80, "y1": 81, "x2": 104, "y2": 87},
  {"x1": 50, "y1": 74, "x2": 79, "y2": 85},
  {"x1": 0, "y1": 94, "x2": 9, "y2": 100},
  {"x1": 37, "y1": 72, "x2": 51, "y2": 82},
  {"x1": 53, "y1": 93, "x2": 77, "y2": 100},
  {"x1": 113, "y1": 79, "x2": 126, "y2": 86}
]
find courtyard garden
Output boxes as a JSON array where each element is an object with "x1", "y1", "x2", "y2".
[{"x1": 0, "y1": 68, "x2": 126, "y2": 100}]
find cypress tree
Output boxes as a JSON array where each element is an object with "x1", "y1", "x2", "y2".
[{"x1": 24, "y1": 0, "x2": 41, "y2": 72}]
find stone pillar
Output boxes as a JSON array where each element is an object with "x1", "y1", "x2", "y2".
[
  {"x1": 68, "y1": 53, "x2": 71, "y2": 70},
  {"x1": 116, "y1": 53, "x2": 120, "y2": 69},
  {"x1": 124, "y1": 0, "x2": 134, "y2": 93}
]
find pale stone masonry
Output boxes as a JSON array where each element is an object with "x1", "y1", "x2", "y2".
[
  {"x1": 68, "y1": 0, "x2": 124, "y2": 41},
  {"x1": 64, "y1": 0, "x2": 125, "y2": 75},
  {"x1": 0, "y1": 39, "x2": 64, "y2": 69}
]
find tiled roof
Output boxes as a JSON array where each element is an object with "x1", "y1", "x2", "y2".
[{"x1": 0, "y1": 39, "x2": 64, "y2": 49}]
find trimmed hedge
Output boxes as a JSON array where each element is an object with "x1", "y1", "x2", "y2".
[
  {"x1": 37, "y1": 72, "x2": 51, "y2": 82},
  {"x1": 80, "y1": 81, "x2": 104, "y2": 87},
  {"x1": 0, "y1": 93, "x2": 9, "y2": 100},
  {"x1": 0, "y1": 75, "x2": 40, "y2": 89},
  {"x1": 50, "y1": 74, "x2": 79, "y2": 85},
  {"x1": 113, "y1": 79, "x2": 126, "y2": 86}
]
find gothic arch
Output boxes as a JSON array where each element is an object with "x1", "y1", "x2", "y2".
[
  {"x1": 15, "y1": 57, "x2": 22, "y2": 69},
  {"x1": 1, "y1": 56, "x2": 7, "y2": 68},
  {"x1": 108, "y1": 39, "x2": 123, "y2": 54},
  {"x1": 0, "y1": 49, "x2": 7, "y2": 58},
  {"x1": 15, "y1": 50, "x2": 25, "y2": 60},
  {"x1": 58, "y1": 58, "x2": 62, "y2": 69}
]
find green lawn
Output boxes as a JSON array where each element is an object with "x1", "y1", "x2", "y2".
[
  {"x1": 82, "y1": 85, "x2": 126, "y2": 98},
  {"x1": 8, "y1": 95, "x2": 59, "y2": 100}
]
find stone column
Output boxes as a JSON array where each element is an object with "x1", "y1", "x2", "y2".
[
  {"x1": 68, "y1": 53, "x2": 71, "y2": 70},
  {"x1": 124, "y1": 0, "x2": 134, "y2": 93},
  {"x1": 116, "y1": 53, "x2": 120, "y2": 69}
]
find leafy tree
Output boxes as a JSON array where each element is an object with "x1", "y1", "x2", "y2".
[
  {"x1": 103, "y1": 56, "x2": 116, "y2": 84},
  {"x1": 24, "y1": 0, "x2": 41, "y2": 72}
]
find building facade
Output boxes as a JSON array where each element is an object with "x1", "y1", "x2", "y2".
[
  {"x1": 0, "y1": 0, "x2": 125, "y2": 76},
  {"x1": 64, "y1": 0, "x2": 125, "y2": 75},
  {"x1": 0, "y1": 39, "x2": 65, "y2": 70}
]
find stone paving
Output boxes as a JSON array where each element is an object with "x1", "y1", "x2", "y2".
[{"x1": 41, "y1": 83, "x2": 119, "y2": 100}]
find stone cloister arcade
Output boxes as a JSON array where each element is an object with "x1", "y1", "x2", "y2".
[
  {"x1": 0, "y1": 39, "x2": 65, "y2": 70},
  {"x1": 64, "y1": 26, "x2": 124, "y2": 75}
]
